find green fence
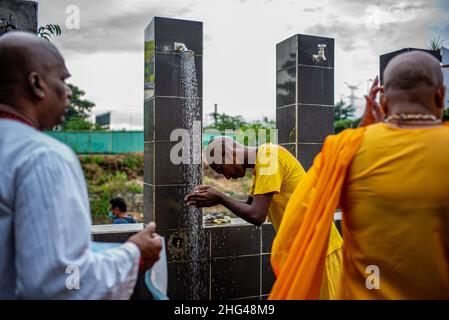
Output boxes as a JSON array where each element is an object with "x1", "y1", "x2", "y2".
[
  {"x1": 45, "y1": 131, "x2": 144, "y2": 154},
  {"x1": 46, "y1": 131, "x2": 244, "y2": 154}
]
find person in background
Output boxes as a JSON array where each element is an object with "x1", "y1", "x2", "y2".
[
  {"x1": 109, "y1": 197, "x2": 137, "y2": 224},
  {"x1": 0, "y1": 32, "x2": 161, "y2": 299}
]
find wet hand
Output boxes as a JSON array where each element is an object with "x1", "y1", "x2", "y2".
[{"x1": 185, "y1": 185, "x2": 222, "y2": 207}]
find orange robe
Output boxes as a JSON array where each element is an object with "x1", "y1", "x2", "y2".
[{"x1": 269, "y1": 127, "x2": 366, "y2": 299}]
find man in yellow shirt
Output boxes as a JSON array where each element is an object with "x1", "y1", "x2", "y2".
[
  {"x1": 270, "y1": 51, "x2": 449, "y2": 300},
  {"x1": 185, "y1": 137, "x2": 343, "y2": 299}
]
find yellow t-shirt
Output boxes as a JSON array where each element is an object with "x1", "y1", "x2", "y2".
[
  {"x1": 249, "y1": 144, "x2": 306, "y2": 231},
  {"x1": 339, "y1": 123, "x2": 449, "y2": 299},
  {"x1": 251, "y1": 143, "x2": 343, "y2": 299}
]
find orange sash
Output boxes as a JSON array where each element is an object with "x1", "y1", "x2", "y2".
[{"x1": 269, "y1": 127, "x2": 366, "y2": 300}]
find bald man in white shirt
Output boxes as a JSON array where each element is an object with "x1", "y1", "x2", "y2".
[{"x1": 0, "y1": 32, "x2": 162, "y2": 299}]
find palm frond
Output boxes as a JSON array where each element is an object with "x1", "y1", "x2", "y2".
[
  {"x1": 37, "y1": 24, "x2": 62, "y2": 41},
  {"x1": 430, "y1": 36, "x2": 445, "y2": 52}
]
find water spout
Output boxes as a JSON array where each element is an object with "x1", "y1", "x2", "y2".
[
  {"x1": 312, "y1": 44, "x2": 327, "y2": 63},
  {"x1": 174, "y1": 42, "x2": 194, "y2": 58}
]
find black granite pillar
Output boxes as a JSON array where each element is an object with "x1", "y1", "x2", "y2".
[
  {"x1": 144, "y1": 17, "x2": 205, "y2": 299},
  {"x1": 276, "y1": 34, "x2": 334, "y2": 170},
  {"x1": 144, "y1": 17, "x2": 276, "y2": 301},
  {"x1": 0, "y1": 0, "x2": 37, "y2": 36}
]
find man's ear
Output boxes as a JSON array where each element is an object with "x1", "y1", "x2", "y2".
[
  {"x1": 27, "y1": 72, "x2": 46, "y2": 99},
  {"x1": 435, "y1": 84, "x2": 446, "y2": 110}
]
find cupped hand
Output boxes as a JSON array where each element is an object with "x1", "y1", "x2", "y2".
[{"x1": 359, "y1": 76, "x2": 384, "y2": 127}]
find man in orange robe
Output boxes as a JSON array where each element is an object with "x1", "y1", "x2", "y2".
[{"x1": 270, "y1": 51, "x2": 449, "y2": 299}]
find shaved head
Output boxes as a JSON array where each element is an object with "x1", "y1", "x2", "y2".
[
  {"x1": 0, "y1": 32, "x2": 71, "y2": 130},
  {"x1": 0, "y1": 32, "x2": 64, "y2": 99},
  {"x1": 384, "y1": 51, "x2": 443, "y2": 91},
  {"x1": 205, "y1": 136, "x2": 250, "y2": 180},
  {"x1": 382, "y1": 51, "x2": 446, "y2": 118}
]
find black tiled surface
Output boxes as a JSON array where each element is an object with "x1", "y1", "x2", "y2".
[
  {"x1": 144, "y1": 142, "x2": 153, "y2": 185},
  {"x1": 276, "y1": 105, "x2": 296, "y2": 144},
  {"x1": 154, "y1": 186, "x2": 202, "y2": 230},
  {"x1": 144, "y1": 54, "x2": 155, "y2": 100},
  {"x1": 297, "y1": 65, "x2": 334, "y2": 106},
  {"x1": 146, "y1": 141, "x2": 202, "y2": 185},
  {"x1": 144, "y1": 99, "x2": 154, "y2": 142},
  {"x1": 209, "y1": 225, "x2": 261, "y2": 258},
  {"x1": 155, "y1": 53, "x2": 202, "y2": 98},
  {"x1": 261, "y1": 254, "x2": 275, "y2": 295},
  {"x1": 297, "y1": 143, "x2": 323, "y2": 171},
  {"x1": 297, "y1": 34, "x2": 334, "y2": 68},
  {"x1": 379, "y1": 48, "x2": 441, "y2": 83},
  {"x1": 280, "y1": 143, "x2": 296, "y2": 158},
  {"x1": 167, "y1": 260, "x2": 209, "y2": 300},
  {"x1": 211, "y1": 255, "x2": 261, "y2": 300},
  {"x1": 92, "y1": 232, "x2": 137, "y2": 243},
  {"x1": 158, "y1": 228, "x2": 209, "y2": 263},
  {"x1": 276, "y1": 66, "x2": 296, "y2": 107},
  {"x1": 153, "y1": 17, "x2": 203, "y2": 55},
  {"x1": 130, "y1": 273, "x2": 153, "y2": 300},
  {"x1": 0, "y1": 0, "x2": 37, "y2": 35},
  {"x1": 154, "y1": 141, "x2": 186, "y2": 185},
  {"x1": 154, "y1": 97, "x2": 202, "y2": 141},
  {"x1": 262, "y1": 223, "x2": 275, "y2": 253},
  {"x1": 298, "y1": 105, "x2": 334, "y2": 143},
  {"x1": 143, "y1": 183, "x2": 153, "y2": 223},
  {"x1": 276, "y1": 35, "x2": 297, "y2": 71}
]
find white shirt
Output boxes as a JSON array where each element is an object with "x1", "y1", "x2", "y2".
[{"x1": 0, "y1": 119, "x2": 140, "y2": 299}]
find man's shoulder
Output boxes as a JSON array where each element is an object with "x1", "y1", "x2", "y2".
[{"x1": 0, "y1": 120, "x2": 78, "y2": 165}]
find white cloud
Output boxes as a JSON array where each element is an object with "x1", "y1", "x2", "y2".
[{"x1": 37, "y1": 0, "x2": 448, "y2": 127}]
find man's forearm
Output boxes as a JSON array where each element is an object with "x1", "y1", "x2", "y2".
[{"x1": 218, "y1": 193, "x2": 265, "y2": 226}]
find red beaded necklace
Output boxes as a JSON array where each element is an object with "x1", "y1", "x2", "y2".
[{"x1": 0, "y1": 110, "x2": 33, "y2": 127}]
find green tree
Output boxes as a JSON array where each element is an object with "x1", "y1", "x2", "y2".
[
  {"x1": 334, "y1": 118, "x2": 361, "y2": 133},
  {"x1": 334, "y1": 99, "x2": 356, "y2": 121},
  {"x1": 204, "y1": 112, "x2": 247, "y2": 131},
  {"x1": 334, "y1": 99, "x2": 360, "y2": 133},
  {"x1": 240, "y1": 116, "x2": 276, "y2": 144},
  {"x1": 64, "y1": 117, "x2": 101, "y2": 131},
  {"x1": 61, "y1": 84, "x2": 96, "y2": 130}
]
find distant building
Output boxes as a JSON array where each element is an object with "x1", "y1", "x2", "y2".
[
  {"x1": 442, "y1": 47, "x2": 449, "y2": 108},
  {"x1": 95, "y1": 112, "x2": 111, "y2": 129}
]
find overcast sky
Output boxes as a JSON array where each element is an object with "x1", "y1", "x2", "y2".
[{"x1": 37, "y1": 0, "x2": 449, "y2": 130}]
